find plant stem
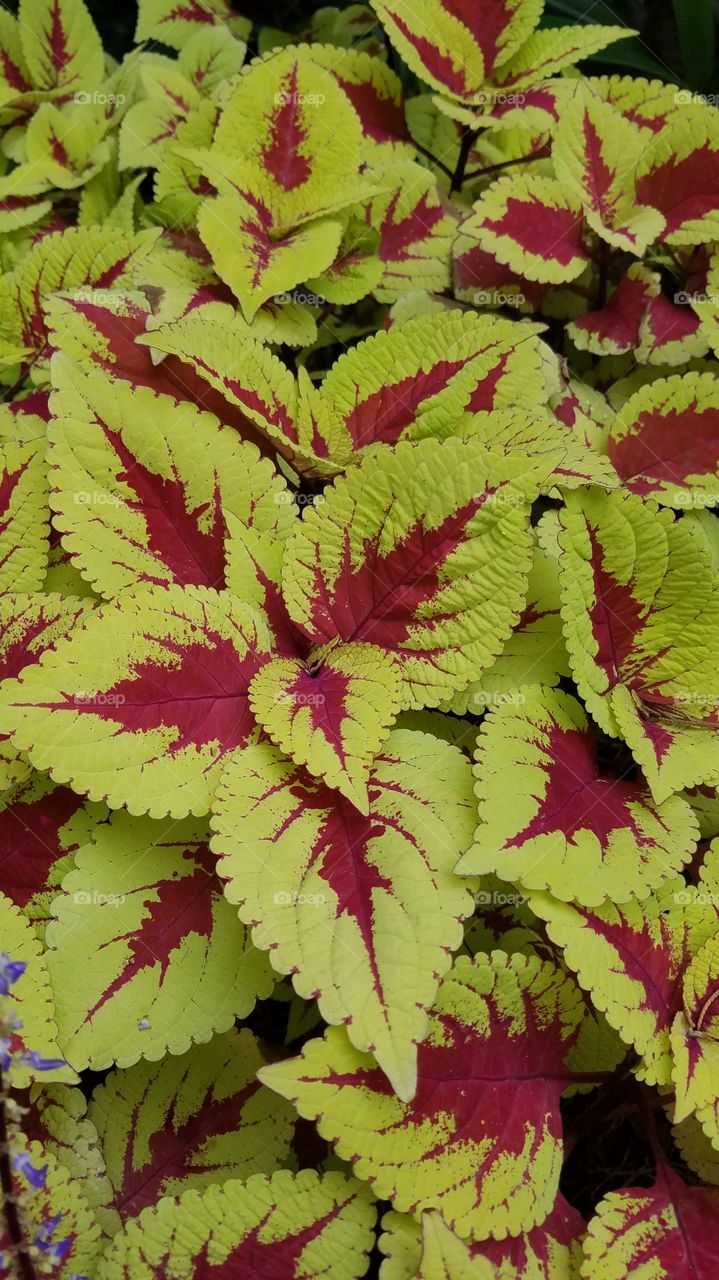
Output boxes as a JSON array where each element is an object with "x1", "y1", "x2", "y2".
[
  {"x1": 450, "y1": 126, "x2": 479, "y2": 194},
  {"x1": 0, "y1": 1076, "x2": 36, "y2": 1280}
]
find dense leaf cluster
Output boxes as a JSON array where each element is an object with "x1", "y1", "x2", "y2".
[{"x1": 1, "y1": 0, "x2": 719, "y2": 1277}]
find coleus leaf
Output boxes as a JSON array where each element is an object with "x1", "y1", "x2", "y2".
[
  {"x1": 369, "y1": 0, "x2": 542, "y2": 102},
  {"x1": 439, "y1": 529, "x2": 570, "y2": 714},
  {"x1": 0, "y1": 892, "x2": 73, "y2": 1086},
  {"x1": 135, "y1": 0, "x2": 251, "y2": 49},
  {"x1": 94, "y1": 1170, "x2": 376, "y2": 1280},
  {"x1": 551, "y1": 80, "x2": 665, "y2": 255},
  {"x1": 2, "y1": 1135, "x2": 104, "y2": 1277},
  {"x1": 260, "y1": 950, "x2": 586, "y2": 1240},
  {"x1": 48, "y1": 358, "x2": 296, "y2": 598},
  {"x1": 636, "y1": 109, "x2": 719, "y2": 247},
  {"x1": 567, "y1": 264, "x2": 660, "y2": 357},
  {"x1": 457, "y1": 685, "x2": 698, "y2": 906},
  {"x1": 0, "y1": 412, "x2": 50, "y2": 591},
  {"x1": 26, "y1": 1082, "x2": 119, "y2": 1233},
  {"x1": 211, "y1": 729, "x2": 476, "y2": 1100},
  {"x1": 317, "y1": 309, "x2": 543, "y2": 451},
  {"x1": 492, "y1": 24, "x2": 630, "y2": 92},
  {"x1": 281, "y1": 438, "x2": 538, "y2": 708},
  {"x1": 305, "y1": 44, "x2": 412, "y2": 158},
  {"x1": 0, "y1": 584, "x2": 272, "y2": 819},
  {"x1": 0, "y1": 769, "x2": 103, "y2": 927},
  {"x1": 0, "y1": 599, "x2": 91, "y2": 749},
  {"x1": 637, "y1": 290, "x2": 710, "y2": 368},
  {"x1": 607, "y1": 371, "x2": 719, "y2": 506},
  {"x1": 248, "y1": 643, "x2": 404, "y2": 811},
  {"x1": 380, "y1": 1195, "x2": 585, "y2": 1280},
  {"x1": 44, "y1": 811, "x2": 274, "y2": 1070},
  {"x1": 202, "y1": 45, "x2": 364, "y2": 231},
  {"x1": 87, "y1": 1028, "x2": 294, "y2": 1218},
  {"x1": 528, "y1": 878, "x2": 718, "y2": 1085},
  {"x1": 177, "y1": 26, "x2": 247, "y2": 96},
  {"x1": 555, "y1": 488, "x2": 719, "y2": 742},
  {"x1": 305, "y1": 214, "x2": 383, "y2": 306},
  {"x1": 460, "y1": 174, "x2": 590, "y2": 285},
  {"x1": 364, "y1": 161, "x2": 457, "y2": 301},
  {"x1": 671, "y1": 931, "x2": 719, "y2": 1129},
  {"x1": 19, "y1": 0, "x2": 104, "y2": 93},
  {"x1": 581, "y1": 1165, "x2": 719, "y2": 1279}
]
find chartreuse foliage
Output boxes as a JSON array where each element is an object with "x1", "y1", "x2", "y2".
[{"x1": 2, "y1": 0, "x2": 719, "y2": 1275}]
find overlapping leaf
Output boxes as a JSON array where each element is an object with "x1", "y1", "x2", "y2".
[
  {"x1": 87, "y1": 1029, "x2": 294, "y2": 1218},
  {"x1": 212, "y1": 728, "x2": 475, "y2": 1100},
  {"x1": 260, "y1": 950, "x2": 585, "y2": 1240},
  {"x1": 458, "y1": 685, "x2": 698, "y2": 905},
  {"x1": 608, "y1": 371, "x2": 719, "y2": 505}
]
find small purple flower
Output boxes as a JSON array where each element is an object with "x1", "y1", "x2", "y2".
[
  {"x1": 18, "y1": 1050, "x2": 67, "y2": 1072},
  {"x1": 12, "y1": 1150, "x2": 48, "y2": 1189},
  {"x1": 0, "y1": 954, "x2": 27, "y2": 995},
  {"x1": 0, "y1": 1037, "x2": 11, "y2": 1070}
]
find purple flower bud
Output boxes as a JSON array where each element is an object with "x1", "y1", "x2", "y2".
[
  {"x1": 18, "y1": 1051, "x2": 67, "y2": 1072},
  {"x1": 12, "y1": 1150, "x2": 48, "y2": 1189},
  {"x1": 0, "y1": 955, "x2": 27, "y2": 995}
]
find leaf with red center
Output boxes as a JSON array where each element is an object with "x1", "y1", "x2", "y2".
[
  {"x1": 636, "y1": 111, "x2": 719, "y2": 246},
  {"x1": 94, "y1": 1170, "x2": 376, "y2": 1280},
  {"x1": 671, "y1": 933, "x2": 719, "y2": 1133},
  {"x1": 608, "y1": 371, "x2": 719, "y2": 506},
  {"x1": 380, "y1": 1194, "x2": 585, "y2": 1280},
  {"x1": 492, "y1": 24, "x2": 630, "y2": 92},
  {"x1": 48, "y1": 358, "x2": 296, "y2": 599},
  {"x1": 177, "y1": 26, "x2": 247, "y2": 97},
  {"x1": 306, "y1": 215, "x2": 383, "y2": 306},
  {"x1": 452, "y1": 235, "x2": 547, "y2": 312},
  {"x1": 119, "y1": 63, "x2": 200, "y2": 171},
  {"x1": 308, "y1": 45, "x2": 413, "y2": 158},
  {"x1": 203, "y1": 45, "x2": 364, "y2": 231},
  {"x1": 211, "y1": 729, "x2": 475, "y2": 1100},
  {"x1": 460, "y1": 174, "x2": 589, "y2": 285},
  {"x1": 611, "y1": 683, "x2": 719, "y2": 808},
  {"x1": 135, "y1": 0, "x2": 250, "y2": 49},
  {"x1": 18, "y1": 0, "x2": 104, "y2": 92},
  {"x1": 637, "y1": 291, "x2": 710, "y2": 366},
  {"x1": 457, "y1": 685, "x2": 698, "y2": 905},
  {"x1": 0, "y1": 411, "x2": 50, "y2": 591},
  {"x1": 556, "y1": 488, "x2": 719, "y2": 740},
  {"x1": 2, "y1": 224, "x2": 159, "y2": 357},
  {"x1": 198, "y1": 189, "x2": 344, "y2": 322},
  {"x1": 281, "y1": 437, "x2": 538, "y2": 708},
  {"x1": 370, "y1": 0, "x2": 541, "y2": 101},
  {"x1": 248, "y1": 643, "x2": 404, "y2": 812},
  {"x1": 0, "y1": 590, "x2": 91, "y2": 789},
  {"x1": 45, "y1": 811, "x2": 274, "y2": 1070},
  {"x1": 88, "y1": 1029, "x2": 294, "y2": 1219},
  {"x1": 364, "y1": 161, "x2": 458, "y2": 300},
  {"x1": 592, "y1": 73, "x2": 685, "y2": 135},
  {"x1": 568, "y1": 265, "x2": 660, "y2": 356},
  {"x1": 0, "y1": 8, "x2": 32, "y2": 97},
  {"x1": 529, "y1": 878, "x2": 719, "y2": 1085},
  {"x1": 142, "y1": 311, "x2": 348, "y2": 477},
  {"x1": 0, "y1": 770, "x2": 103, "y2": 926},
  {"x1": 0, "y1": 583, "x2": 272, "y2": 819},
  {"x1": 259, "y1": 950, "x2": 585, "y2": 1240},
  {"x1": 552, "y1": 82, "x2": 665, "y2": 255},
  {"x1": 317, "y1": 309, "x2": 541, "y2": 451},
  {"x1": 581, "y1": 1166, "x2": 719, "y2": 1279}
]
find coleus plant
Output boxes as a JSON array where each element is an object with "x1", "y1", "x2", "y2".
[{"x1": 1, "y1": 0, "x2": 719, "y2": 1277}]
